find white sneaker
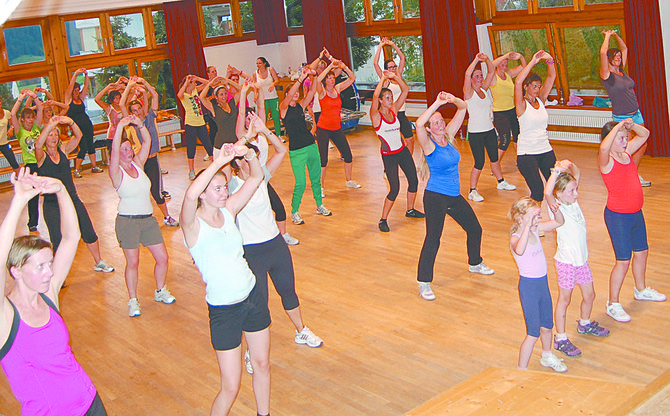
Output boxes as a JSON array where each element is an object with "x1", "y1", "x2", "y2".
[
  {"x1": 606, "y1": 302, "x2": 631, "y2": 322},
  {"x1": 295, "y1": 326, "x2": 323, "y2": 347},
  {"x1": 154, "y1": 287, "x2": 176, "y2": 304},
  {"x1": 203, "y1": 154, "x2": 210, "y2": 161},
  {"x1": 291, "y1": 212, "x2": 305, "y2": 225},
  {"x1": 639, "y1": 174, "x2": 651, "y2": 187},
  {"x1": 283, "y1": 233, "x2": 300, "y2": 245},
  {"x1": 540, "y1": 352, "x2": 568, "y2": 373},
  {"x1": 244, "y1": 350, "x2": 254, "y2": 375},
  {"x1": 634, "y1": 287, "x2": 667, "y2": 302},
  {"x1": 469, "y1": 262, "x2": 494, "y2": 275},
  {"x1": 496, "y1": 179, "x2": 517, "y2": 191},
  {"x1": 128, "y1": 298, "x2": 141, "y2": 317},
  {"x1": 94, "y1": 260, "x2": 114, "y2": 273},
  {"x1": 418, "y1": 282, "x2": 436, "y2": 301},
  {"x1": 316, "y1": 205, "x2": 332, "y2": 216},
  {"x1": 346, "y1": 180, "x2": 361, "y2": 189},
  {"x1": 468, "y1": 189, "x2": 484, "y2": 202}
]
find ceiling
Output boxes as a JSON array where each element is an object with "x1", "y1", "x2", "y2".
[{"x1": 7, "y1": 0, "x2": 182, "y2": 21}]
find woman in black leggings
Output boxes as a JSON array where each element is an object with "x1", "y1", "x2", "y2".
[{"x1": 0, "y1": 96, "x2": 19, "y2": 172}]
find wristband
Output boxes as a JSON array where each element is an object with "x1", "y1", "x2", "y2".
[
  {"x1": 547, "y1": 60, "x2": 555, "y2": 65},
  {"x1": 551, "y1": 168, "x2": 560, "y2": 175}
]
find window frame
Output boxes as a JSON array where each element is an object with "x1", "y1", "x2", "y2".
[
  {"x1": 198, "y1": 0, "x2": 257, "y2": 47},
  {"x1": 0, "y1": 19, "x2": 51, "y2": 71}
]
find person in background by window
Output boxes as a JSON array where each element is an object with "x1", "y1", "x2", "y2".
[
  {"x1": 490, "y1": 51, "x2": 526, "y2": 165},
  {"x1": 204, "y1": 66, "x2": 222, "y2": 152},
  {"x1": 600, "y1": 30, "x2": 650, "y2": 187},
  {"x1": 94, "y1": 76, "x2": 128, "y2": 155},
  {"x1": 252, "y1": 57, "x2": 282, "y2": 137},
  {"x1": 0, "y1": 95, "x2": 20, "y2": 174},
  {"x1": 178, "y1": 74, "x2": 214, "y2": 181}
]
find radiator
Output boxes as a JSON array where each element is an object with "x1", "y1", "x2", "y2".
[{"x1": 547, "y1": 108, "x2": 613, "y2": 144}]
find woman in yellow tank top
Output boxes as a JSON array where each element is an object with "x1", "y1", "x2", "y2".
[{"x1": 490, "y1": 51, "x2": 526, "y2": 164}]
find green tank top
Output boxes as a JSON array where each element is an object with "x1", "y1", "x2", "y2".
[{"x1": 16, "y1": 125, "x2": 41, "y2": 164}]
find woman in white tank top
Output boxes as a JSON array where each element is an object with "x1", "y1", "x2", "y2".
[{"x1": 253, "y1": 57, "x2": 282, "y2": 137}]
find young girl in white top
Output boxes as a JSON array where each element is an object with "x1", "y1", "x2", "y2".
[{"x1": 509, "y1": 196, "x2": 566, "y2": 372}]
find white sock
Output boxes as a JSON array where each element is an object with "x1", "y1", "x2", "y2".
[
  {"x1": 542, "y1": 351, "x2": 553, "y2": 358},
  {"x1": 555, "y1": 333, "x2": 568, "y2": 341},
  {"x1": 580, "y1": 319, "x2": 591, "y2": 326}
]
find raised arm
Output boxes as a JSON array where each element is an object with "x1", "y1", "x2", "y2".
[
  {"x1": 64, "y1": 68, "x2": 85, "y2": 104},
  {"x1": 543, "y1": 161, "x2": 568, "y2": 231},
  {"x1": 373, "y1": 38, "x2": 388, "y2": 78},
  {"x1": 280, "y1": 67, "x2": 312, "y2": 117},
  {"x1": 94, "y1": 83, "x2": 116, "y2": 113},
  {"x1": 10, "y1": 91, "x2": 28, "y2": 132},
  {"x1": 370, "y1": 74, "x2": 386, "y2": 124},
  {"x1": 334, "y1": 61, "x2": 356, "y2": 93},
  {"x1": 415, "y1": 92, "x2": 451, "y2": 155},
  {"x1": 226, "y1": 148, "x2": 263, "y2": 217},
  {"x1": 388, "y1": 39, "x2": 406, "y2": 74},
  {"x1": 463, "y1": 54, "x2": 483, "y2": 99},
  {"x1": 539, "y1": 52, "x2": 557, "y2": 103},
  {"x1": 515, "y1": 50, "x2": 546, "y2": 117},
  {"x1": 600, "y1": 30, "x2": 615, "y2": 80},
  {"x1": 598, "y1": 119, "x2": 629, "y2": 172},
  {"x1": 59, "y1": 117, "x2": 83, "y2": 155},
  {"x1": 199, "y1": 77, "x2": 221, "y2": 114},
  {"x1": 626, "y1": 121, "x2": 650, "y2": 156},
  {"x1": 481, "y1": 55, "x2": 496, "y2": 90},
  {"x1": 508, "y1": 52, "x2": 527, "y2": 78},
  {"x1": 511, "y1": 207, "x2": 538, "y2": 256},
  {"x1": 445, "y1": 95, "x2": 467, "y2": 138},
  {"x1": 251, "y1": 114, "x2": 286, "y2": 175},
  {"x1": 119, "y1": 78, "x2": 136, "y2": 117},
  {"x1": 236, "y1": 82, "x2": 253, "y2": 139},
  {"x1": 133, "y1": 116, "x2": 153, "y2": 167},
  {"x1": 611, "y1": 31, "x2": 628, "y2": 67},
  {"x1": 108, "y1": 115, "x2": 134, "y2": 188}
]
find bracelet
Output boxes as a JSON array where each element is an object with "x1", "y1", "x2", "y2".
[
  {"x1": 244, "y1": 152, "x2": 256, "y2": 161},
  {"x1": 551, "y1": 168, "x2": 560, "y2": 175},
  {"x1": 547, "y1": 60, "x2": 555, "y2": 65}
]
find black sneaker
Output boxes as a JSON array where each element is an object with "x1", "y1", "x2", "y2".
[
  {"x1": 28, "y1": 226, "x2": 38, "y2": 233},
  {"x1": 405, "y1": 209, "x2": 425, "y2": 218},
  {"x1": 161, "y1": 190, "x2": 171, "y2": 200},
  {"x1": 378, "y1": 219, "x2": 390, "y2": 232}
]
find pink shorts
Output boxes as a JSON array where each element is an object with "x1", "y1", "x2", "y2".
[{"x1": 555, "y1": 260, "x2": 593, "y2": 290}]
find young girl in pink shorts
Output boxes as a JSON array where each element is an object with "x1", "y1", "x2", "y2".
[{"x1": 545, "y1": 160, "x2": 609, "y2": 358}]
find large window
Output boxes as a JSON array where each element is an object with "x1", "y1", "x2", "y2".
[
  {"x1": 3, "y1": 25, "x2": 46, "y2": 66},
  {"x1": 344, "y1": 0, "x2": 419, "y2": 23},
  {"x1": 72, "y1": 64, "x2": 131, "y2": 124},
  {"x1": 65, "y1": 17, "x2": 103, "y2": 57},
  {"x1": 140, "y1": 59, "x2": 177, "y2": 110},
  {"x1": 110, "y1": 13, "x2": 147, "y2": 51},
  {"x1": 0, "y1": 76, "x2": 52, "y2": 112},
  {"x1": 199, "y1": 0, "x2": 256, "y2": 44},
  {"x1": 202, "y1": 3, "x2": 234, "y2": 38},
  {"x1": 152, "y1": 10, "x2": 167, "y2": 45}
]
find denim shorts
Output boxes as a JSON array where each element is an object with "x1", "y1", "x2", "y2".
[
  {"x1": 613, "y1": 109, "x2": 644, "y2": 125},
  {"x1": 604, "y1": 207, "x2": 648, "y2": 261}
]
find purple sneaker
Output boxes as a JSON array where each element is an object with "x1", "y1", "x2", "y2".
[
  {"x1": 577, "y1": 320, "x2": 610, "y2": 337},
  {"x1": 554, "y1": 337, "x2": 582, "y2": 357}
]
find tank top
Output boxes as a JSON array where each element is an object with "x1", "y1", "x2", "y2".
[
  {"x1": 212, "y1": 102, "x2": 239, "y2": 149},
  {"x1": 551, "y1": 201, "x2": 588, "y2": 266},
  {"x1": 229, "y1": 169, "x2": 279, "y2": 245},
  {"x1": 0, "y1": 294, "x2": 96, "y2": 416},
  {"x1": 490, "y1": 72, "x2": 515, "y2": 112},
  {"x1": 386, "y1": 81, "x2": 406, "y2": 112},
  {"x1": 187, "y1": 207, "x2": 256, "y2": 305},
  {"x1": 511, "y1": 231, "x2": 547, "y2": 278},
  {"x1": 317, "y1": 91, "x2": 341, "y2": 131},
  {"x1": 106, "y1": 106, "x2": 122, "y2": 140},
  {"x1": 66, "y1": 100, "x2": 94, "y2": 136},
  {"x1": 425, "y1": 137, "x2": 461, "y2": 197},
  {"x1": 181, "y1": 90, "x2": 205, "y2": 127},
  {"x1": 116, "y1": 162, "x2": 153, "y2": 215},
  {"x1": 602, "y1": 71, "x2": 639, "y2": 116},
  {"x1": 16, "y1": 125, "x2": 41, "y2": 165},
  {"x1": 0, "y1": 109, "x2": 10, "y2": 145},
  {"x1": 312, "y1": 91, "x2": 321, "y2": 113},
  {"x1": 466, "y1": 89, "x2": 494, "y2": 133},
  {"x1": 374, "y1": 111, "x2": 404, "y2": 155},
  {"x1": 283, "y1": 104, "x2": 315, "y2": 151},
  {"x1": 256, "y1": 69, "x2": 278, "y2": 100},
  {"x1": 38, "y1": 147, "x2": 78, "y2": 204},
  {"x1": 517, "y1": 99, "x2": 553, "y2": 155},
  {"x1": 601, "y1": 154, "x2": 643, "y2": 213}
]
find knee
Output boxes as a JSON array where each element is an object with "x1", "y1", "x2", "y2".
[
  {"x1": 251, "y1": 355, "x2": 270, "y2": 376},
  {"x1": 126, "y1": 256, "x2": 140, "y2": 270},
  {"x1": 582, "y1": 290, "x2": 596, "y2": 304},
  {"x1": 387, "y1": 189, "x2": 399, "y2": 202},
  {"x1": 473, "y1": 159, "x2": 485, "y2": 170},
  {"x1": 540, "y1": 327, "x2": 552, "y2": 335},
  {"x1": 154, "y1": 248, "x2": 169, "y2": 267}
]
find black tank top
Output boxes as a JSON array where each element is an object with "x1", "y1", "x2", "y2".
[
  {"x1": 66, "y1": 100, "x2": 94, "y2": 136},
  {"x1": 213, "y1": 99, "x2": 239, "y2": 149},
  {"x1": 38, "y1": 147, "x2": 78, "y2": 203},
  {"x1": 283, "y1": 104, "x2": 315, "y2": 151}
]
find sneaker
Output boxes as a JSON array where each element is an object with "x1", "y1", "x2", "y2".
[
  {"x1": 554, "y1": 337, "x2": 582, "y2": 357},
  {"x1": 346, "y1": 180, "x2": 361, "y2": 189},
  {"x1": 94, "y1": 260, "x2": 114, "y2": 273},
  {"x1": 244, "y1": 350, "x2": 254, "y2": 375},
  {"x1": 496, "y1": 179, "x2": 517, "y2": 191},
  {"x1": 292, "y1": 212, "x2": 305, "y2": 225},
  {"x1": 283, "y1": 233, "x2": 300, "y2": 245},
  {"x1": 161, "y1": 168, "x2": 168, "y2": 175},
  {"x1": 295, "y1": 326, "x2": 323, "y2": 348},
  {"x1": 577, "y1": 320, "x2": 610, "y2": 337},
  {"x1": 378, "y1": 219, "x2": 390, "y2": 232},
  {"x1": 639, "y1": 174, "x2": 651, "y2": 187},
  {"x1": 468, "y1": 189, "x2": 484, "y2": 202},
  {"x1": 188, "y1": 170, "x2": 196, "y2": 181},
  {"x1": 163, "y1": 216, "x2": 179, "y2": 227},
  {"x1": 469, "y1": 262, "x2": 494, "y2": 275},
  {"x1": 316, "y1": 205, "x2": 332, "y2": 216},
  {"x1": 128, "y1": 298, "x2": 141, "y2": 317},
  {"x1": 161, "y1": 190, "x2": 171, "y2": 199},
  {"x1": 91, "y1": 166, "x2": 103, "y2": 173},
  {"x1": 154, "y1": 287, "x2": 176, "y2": 304},
  {"x1": 540, "y1": 352, "x2": 568, "y2": 372},
  {"x1": 634, "y1": 287, "x2": 667, "y2": 302},
  {"x1": 405, "y1": 209, "x2": 425, "y2": 218},
  {"x1": 606, "y1": 302, "x2": 631, "y2": 322},
  {"x1": 321, "y1": 187, "x2": 326, "y2": 198},
  {"x1": 203, "y1": 154, "x2": 210, "y2": 161},
  {"x1": 73, "y1": 170, "x2": 82, "y2": 179},
  {"x1": 418, "y1": 282, "x2": 436, "y2": 301}
]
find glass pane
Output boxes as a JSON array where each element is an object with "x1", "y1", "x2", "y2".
[
  {"x1": 284, "y1": 0, "x2": 303, "y2": 27},
  {"x1": 111, "y1": 13, "x2": 146, "y2": 51},
  {"x1": 391, "y1": 35, "x2": 424, "y2": 91},
  {"x1": 239, "y1": 1, "x2": 255, "y2": 33},
  {"x1": 343, "y1": 0, "x2": 365, "y2": 23},
  {"x1": 348, "y1": 36, "x2": 380, "y2": 90},
  {"x1": 372, "y1": 0, "x2": 394, "y2": 21},
  {"x1": 3, "y1": 25, "x2": 46, "y2": 65},
  {"x1": 402, "y1": 0, "x2": 420, "y2": 18},
  {"x1": 202, "y1": 3, "x2": 234, "y2": 38},
  {"x1": 585, "y1": 0, "x2": 621, "y2": 4},
  {"x1": 563, "y1": 25, "x2": 619, "y2": 95},
  {"x1": 497, "y1": 28, "x2": 550, "y2": 80},
  {"x1": 65, "y1": 18, "x2": 103, "y2": 56},
  {"x1": 75, "y1": 64, "x2": 130, "y2": 124},
  {"x1": 141, "y1": 59, "x2": 177, "y2": 110},
  {"x1": 496, "y1": 0, "x2": 528, "y2": 11},
  {"x1": 539, "y1": 0, "x2": 572, "y2": 7},
  {"x1": 152, "y1": 10, "x2": 167, "y2": 44},
  {"x1": 0, "y1": 76, "x2": 51, "y2": 116}
]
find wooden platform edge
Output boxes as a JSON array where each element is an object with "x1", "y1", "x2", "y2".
[{"x1": 608, "y1": 369, "x2": 670, "y2": 416}]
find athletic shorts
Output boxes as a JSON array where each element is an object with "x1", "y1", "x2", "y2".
[
  {"x1": 555, "y1": 260, "x2": 593, "y2": 290},
  {"x1": 115, "y1": 215, "x2": 164, "y2": 249},
  {"x1": 604, "y1": 207, "x2": 648, "y2": 261}
]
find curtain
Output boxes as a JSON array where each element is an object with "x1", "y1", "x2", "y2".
[
  {"x1": 253, "y1": 0, "x2": 288, "y2": 45},
  {"x1": 302, "y1": 0, "x2": 350, "y2": 67}
]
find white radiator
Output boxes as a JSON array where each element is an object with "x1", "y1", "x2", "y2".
[{"x1": 547, "y1": 108, "x2": 613, "y2": 144}]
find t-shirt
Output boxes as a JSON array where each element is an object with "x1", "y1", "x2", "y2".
[
  {"x1": 181, "y1": 90, "x2": 205, "y2": 127},
  {"x1": 466, "y1": 89, "x2": 494, "y2": 133},
  {"x1": 374, "y1": 111, "x2": 404, "y2": 155},
  {"x1": 425, "y1": 138, "x2": 461, "y2": 197},
  {"x1": 16, "y1": 124, "x2": 41, "y2": 164},
  {"x1": 602, "y1": 71, "x2": 639, "y2": 116},
  {"x1": 116, "y1": 162, "x2": 153, "y2": 215},
  {"x1": 283, "y1": 104, "x2": 315, "y2": 151}
]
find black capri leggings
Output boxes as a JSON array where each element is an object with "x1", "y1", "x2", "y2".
[
  {"x1": 0, "y1": 144, "x2": 19, "y2": 169},
  {"x1": 76, "y1": 130, "x2": 96, "y2": 159},
  {"x1": 493, "y1": 108, "x2": 520, "y2": 151},
  {"x1": 185, "y1": 124, "x2": 213, "y2": 160},
  {"x1": 243, "y1": 233, "x2": 300, "y2": 311},
  {"x1": 517, "y1": 150, "x2": 556, "y2": 202},
  {"x1": 267, "y1": 182, "x2": 287, "y2": 222},
  {"x1": 397, "y1": 111, "x2": 413, "y2": 139},
  {"x1": 205, "y1": 113, "x2": 218, "y2": 148},
  {"x1": 144, "y1": 155, "x2": 165, "y2": 205},
  {"x1": 43, "y1": 195, "x2": 98, "y2": 252},
  {"x1": 316, "y1": 127, "x2": 353, "y2": 166},
  {"x1": 26, "y1": 163, "x2": 39, "y2": 229},
  {"x1": 417, "y1": 191, "x2": 483, "y2": 283},
  {"x1": 468, "y1": 129, "x2": 499, "y2": 170},
  {"x1": 381, "y1": 147, "x2": 418, "y2": 201}
]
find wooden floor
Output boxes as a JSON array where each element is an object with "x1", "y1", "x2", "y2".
[{"x1": 1, "y1": 127, "x2": 669, "y2": 415}]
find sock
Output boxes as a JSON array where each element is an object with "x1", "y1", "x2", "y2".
[
  {"x1": 498, "y1": 178, "x2": 504, "y2": 183},
  {"x1": 555, "y1": 333, "x2": 567, "y2": 341},
  {"x1": 469, "y1": 188, "x2": 476, "y2": 192},
  {"x1": 542, "y1": 351, "x2": 553, "y2": 358},
  {"x1": 580, "y1": 319, "x2": 591, "y2": 326}
]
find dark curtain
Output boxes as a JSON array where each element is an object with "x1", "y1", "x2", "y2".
[
  {"x1": 253, "y1": 0, "x2": 288, "y2": 45},
  {"x1": 164, "y1": 0, "x2": 207, "y2": 124},
  {"x1": 419, "y1": 0, "x2": 478, "y2": 116},
  {"x1": 302, "y1": 0, "x2": 351, "y2": 67},
  {"x1": 623, "y1": 0, "x2": 670, "y2": 156}
]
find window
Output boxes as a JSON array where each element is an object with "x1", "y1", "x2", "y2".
[
  {"x1": 372, "y1": 0, "x2": 394, "y2": 21},
  {"x1": 239, "y1": 1, "x2": 254, "y2": 33},
  {"x1": 3, "y1": 25, "x2": 46, "y2": 66},
  {"x1": 492, "y1": 27, "x2": 551, "y2": 80},
  {"x1": 111, "y1": 13, "x2": 147, "y2": 51},
  {"x1": 401, "y1": 0, "x2": 420, "y2": 18},
  {"x1": 65, "y1": 17, "x2": 103, "y2": 57},
  {"x1": 284, "y1": 0, "x2": 302, "y2": 27},
  {"x1": 393, "y1": 35, "x2": 424, "y2": 91},
  {"x1": 202, "y1": 3, "x2": 234, "y2": 38},
  {"x1": 344, "y1": 0, "x2": 366, "y2": 23},
  {"x1": 538, "y1": 0, "x2": 571, "y2": 7},
  {"x1": 152, "y1": 10, "x2": 167, "y2": 45},
  {"x1": 200, "y1": 0, "x2": 255, "y2": 43},
  {"x1": 74, "y1": 64, "x2": 130, "y2": 124},
  {"x1": 495, "y1": 0, "x2": 528, "y2": 12},
  {"x1": 0, "y1": 76, "x2": 51, "y2": 111},
  {"x1": 140, "y1": 59, "x2": 177, "y2": 110},
  {"x1": 349, "y1": 36, "x2": 380, "y2": 90}
]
